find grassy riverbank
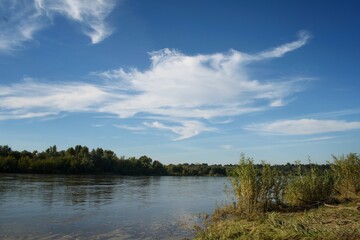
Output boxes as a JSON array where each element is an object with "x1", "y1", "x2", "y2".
[
  {"x1": 195, "y1": 200, "x2": 360, "y2": 239},
  {"x1": 195, "y1": 153, "x2": 360, "y2": 239}
]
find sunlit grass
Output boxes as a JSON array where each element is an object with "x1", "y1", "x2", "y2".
[
  {"x1": 331, "y1": 153, "x2": 360, "y2": 199},
  {"x1": 195, "y1": 201, "x2": 360, "y2": 240},
  {"x1": 230, "y1": 154, "x2": 286, "y2": 217},
  {"x1": 195, "y1": 153, "x2": 360, "y2": 239},
  {"x1": 284, "y1": 162, "x2": 335, "y2": 206}
]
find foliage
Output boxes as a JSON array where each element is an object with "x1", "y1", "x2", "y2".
[
  {"x1": 231, "y1": 154, "x2": 259, "y2": 215},
  {"x1": 230, "y1": 154, "x2": 287, "y2": 216},
  {"x1": 0, "y1": 145, "x2": 231, "y2": 176},
  {"x1": 284, "y1": 162, "x2": 335, "y2": 206},
  {"x1": 331, "y1": 153, "x2": 360, "y2": 198},
  {"x1": 195, "y1": 154, "x2": 359, "y2": 239}
]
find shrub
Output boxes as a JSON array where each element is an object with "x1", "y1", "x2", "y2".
[
  {"x1": 331, "y1": 153, "x2": 360, "y2": 198},
  {"x1": 231, "y1": 154, "x2": 258, "y2": 215},
  {"x1": 284, "y1": 162, "x2": 335, "y2": 206},
  {"x1": 230, "y1": 154, "x2": 286, "y2": 216}
]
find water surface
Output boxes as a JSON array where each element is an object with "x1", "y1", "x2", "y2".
[{"x1": 0, "y1": 174, "x2": 230, "y2": 239}]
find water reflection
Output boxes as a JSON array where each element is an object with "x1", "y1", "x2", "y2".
[
  {"x1": 0, "y1": 174, "x2": 229, "y2": 239},
  {"x1": 61, "y1": 176, "x2": 117, "y2": 207}
]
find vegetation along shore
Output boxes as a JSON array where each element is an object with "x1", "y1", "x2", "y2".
[{"x1": 195, "y1": 153, "x2": 360, "y2": 239}]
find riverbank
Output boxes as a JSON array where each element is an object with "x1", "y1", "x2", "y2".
[
  {"x1": 195, "y1": 153, "x2": 360, "y2": 239},
  {"x1": 195, "y1": 200, "x2": 360, "y2": 239}
]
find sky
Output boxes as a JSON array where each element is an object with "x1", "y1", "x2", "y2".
[{"x1": 0, "y1": 0, "x2": 360, "y2": 164}]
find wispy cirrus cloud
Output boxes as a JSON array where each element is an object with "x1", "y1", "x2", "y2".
[
  {"x1": 144, "y1": 121, "x2": 215, "y2": 141},
  {"x1": 282, "y1": 136, "x2": 336, "y2": 143},
  {"x1": 113, "y1": 124, "x2": 145, "y2": 131},
  {"x1": 245, "y1": 119, "x2": 360, "y2": 135},
  {"x1": 0, "y1": 0, "x2": 45, "y2": 52},
  {"x1": 35, "y1": 0, "x2": 116, "y2": 44},
  {"x1": 304, "y1": 109, "x2": 360, "y2": 119},
  {"x1": 250, "y1": 31, "x2": 310, "y2": 61},
  {"x1": 0, "y1": 80, "x2": 107, "y2": 120},
  {"x1": 0, "y1": 32, "x2": 310, "y2": 140},
  {"x1": 0, "y1": 0, "x2": 116, "y2": 53}
]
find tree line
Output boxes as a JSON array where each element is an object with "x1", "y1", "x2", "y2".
[
  {"x1": 0, "y1": 145, "x2": 330, "y2": 176},
  {"x1": 0, "y1": 145, "x2": 232, "y2": 176}
]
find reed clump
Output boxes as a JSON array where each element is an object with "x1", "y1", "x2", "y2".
[
  {"x1": 331, "y1": 153, "x2": 360, "y2": 199},
  {"x1": 230, "y1": 154, "x2": 286, "y2": 217},
  {"x1": 284, "y1": 162, "x2": 335, "y2": 206}
]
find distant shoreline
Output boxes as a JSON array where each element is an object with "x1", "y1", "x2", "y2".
[{"x1": 0, "y1": 144, "x2": 329, "y2": 176}]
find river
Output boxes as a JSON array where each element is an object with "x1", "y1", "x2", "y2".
[{"x1": 0, "y1": 174, "x2": 231, "y2": 239}]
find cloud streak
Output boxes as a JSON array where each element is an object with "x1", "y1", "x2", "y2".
[
  {"x1": 36, "y1": 0, "x2": 116, "y2": 44},
  {"x1": 250, "y1": 31, "x2": 310, "y2": 61},
  {"x1": 0, "y1": 0, "x2": 45, "y2": 52},
  {"x1": 245, "y1": 119, "x2": 360, "y2": 135},
  {"x1": 282, "y1": 136, "x2": 336, "y2": 143},
  {"x1": 113, "y1": 124, "x2": 145, "y2": 131},
  {"x1": 0, "y1": 81, "x2": 107, "y2": 120},
  {"x1": 144, "y1": 121, "x2": 215, "y2": 141},
  {"x1": 0, "y1": 0, "x2": 116, "y2": 52},
  {"x1": 0, "y1": 32, "x2": 310, "y2": 140}
]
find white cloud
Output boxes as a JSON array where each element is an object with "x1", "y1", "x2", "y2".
[
  {"x1": 0, "y1": 0, "x2": 45, "y2": 53},
  {"x1": 0, "y1": 32, "x2": 310, "y2": 140},
  {"x1": 113, "y1": 124, "x2": 145, "y2": 131},
  {"x1": 0, "y1": 81, "x2": 107, "y2": 120},
  {"x1": 282, "y1": 136, "x2": 336, "y2": 143},
  {"x1": 144, "y1": 121, "x2": 215, "y2": 141},
  {"x1": 250, "y1": 31, "x2": 310, "y2": 61},
  {"x1": 36, "y1": 0, "x2": 116, "y2": 44},
  {"x1": 269, "y1": 99, "x2": 285, "y2": 107},
  {"x1": 0, "y1": 111, "x2": 58, "y2": 121},
  {"x1": 209, "y1": 119, "x2": 234, "y2": 124},
  {"x1": 245, "y1": 119, "x2": 360, "y2": 135},
  {"x1": 0, "y1": 0, "x2": 116, "y2": 52},
  {"x1": 305, "y1": 109, "x2": 360, "y2": 119},
  {"x1": 98, "y1": 46, "x2": 307, "y2": 120}
]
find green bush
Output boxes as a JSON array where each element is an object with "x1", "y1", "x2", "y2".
[
  {"x1": 284, "y1": 162, "x2": 335, "y2": 206},
  {"x1": 331, "y1": 153, "x2": 360, "y2": 198},
  {"x1": 231, "y1": 154, "x2": 258, "y2": 215},
  {"x1": 231, "y1": 154, "x2": 286, "y2": 216}
]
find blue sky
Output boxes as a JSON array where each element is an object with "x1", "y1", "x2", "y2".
[{"x1": 0, "y1": 0, "x2": 360, "y2": 164}]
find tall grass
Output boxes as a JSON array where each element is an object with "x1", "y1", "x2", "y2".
[
  {"x1": 331, "y1": 153, "x2": 360, "y2": 199},
  {"x1": 230, "y1": 154, "x2": 286, "y2": 216},
  {"x1": 284, "y1": 162, "x2": 335, "y2": 206},
  {"x1": 196, "y1": 153, "x2": 360, "y2": 239},
  {"x1": 232, "y1": 155, "x2": 338, "y2": 211},
  {"x1": 231, "y1": 154, "x2": 258, "y2": 215}
]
